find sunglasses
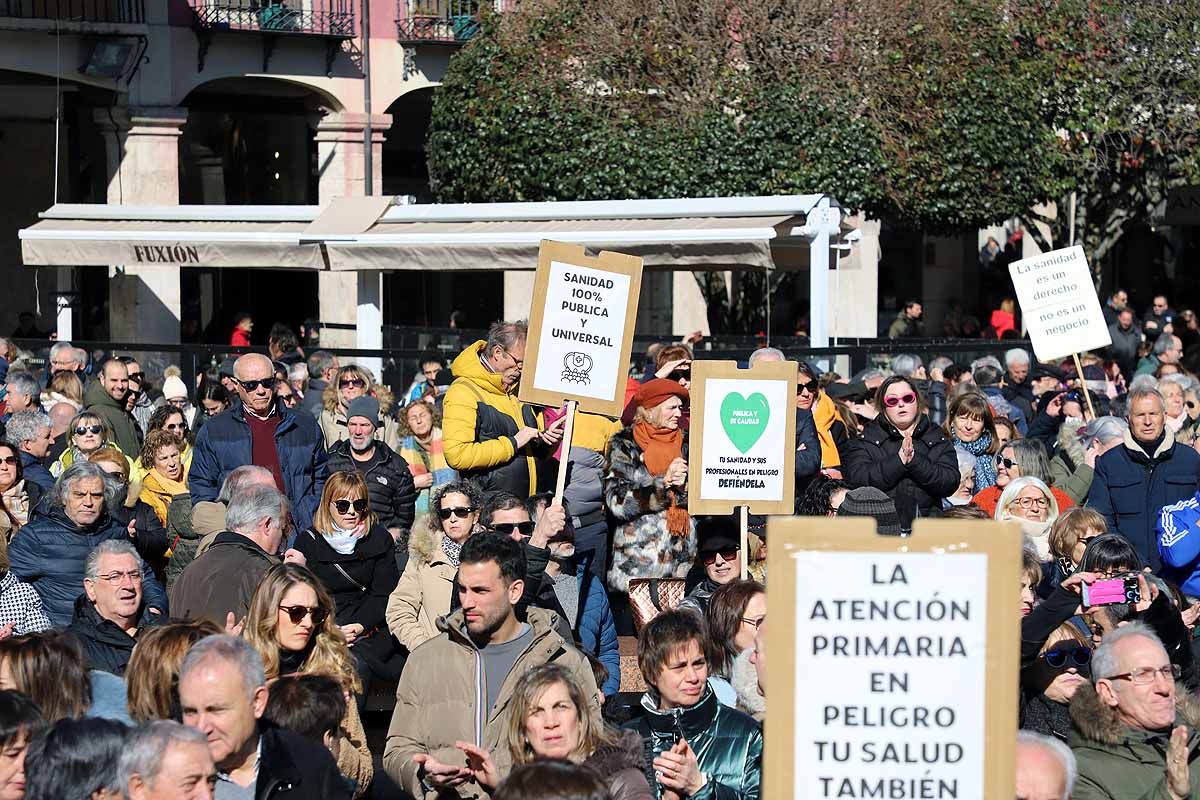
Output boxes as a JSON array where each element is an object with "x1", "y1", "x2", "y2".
[
  {"x1": 883, "y1": 393, "x2": 917, "y2": 408},
  {"x1": 236, "y1": 378, "x2": 272, "y2": 392},
  {"x1": 797, "y1": 379, "x2": 819, "y2": 395},
  {"x1": 278, "y1": 605, "x2": 329, "y2": 626},
  {"x1": 127, "y1": 372, "x2": 145, "y2": 383},
  {"x1": 1043, "y1": 646, "x2": 1091, "y2": 670},
  {"x1": 490, "y1": 521, "x2": 535, "y2": 536},
  {"x1": 702, "y1": 547, "x2": 740, "y2": 566},
  {"x1": 995, "y1": 456, "x2": 1016, "y2": 470},
  {"x1": 1188, "y1": 401, "x2": 1196, "y2": 410},
  {"x1": 164, "y1": 422, "x2": 189, "y2": 432},
  {"x1": 0, "y1": 456, "x2": 16, "y2": 466},
  {"x1": 333, "y1": 498, "x2": 368, "y2": 515},
  {"x1": 668, "y1": 370, "x2": 691, "y2": 382},
  {"x1": 339, "y1": 378, "x2": 366, "y2": 389},
  {"x1": 74, "y1": 425, "x2": 104, "y2": 436},
  {"x1": 438, "y1": 506, "x2": 476, "y2": 520}
]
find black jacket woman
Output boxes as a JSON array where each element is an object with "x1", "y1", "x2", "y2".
[
  {"x1": 842, "y1": 376, "x2": 960, "y2": 530},
  {"x1": 293, "y1": 470, "x2": 403, "y2": 687}
]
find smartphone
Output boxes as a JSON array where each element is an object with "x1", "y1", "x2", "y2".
[{"x1": 1083, "y1": 575, "x2": 1141, "y2": 607}]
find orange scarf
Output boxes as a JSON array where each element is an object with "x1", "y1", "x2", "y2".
[{"x1": 632, "y1": 422, "x2": 689, "y2": 536}]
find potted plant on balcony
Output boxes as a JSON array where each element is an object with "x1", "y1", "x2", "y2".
[
  {"x1": 449, "y1": 0, "x2": 481, "y2": 41},
  {"x1": 257, "y1": 0, "x2": 300, "y2": 31}
]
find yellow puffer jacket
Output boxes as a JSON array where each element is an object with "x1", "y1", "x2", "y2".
[{"x1": 441, "y1": 340, "x2": 546, "y2": 497}]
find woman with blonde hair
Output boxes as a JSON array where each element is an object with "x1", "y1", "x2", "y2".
[
  {"x1": 51, "y1": 410, "x2": 131, "y2": 477},
  {"x1": 40, "y1": 369, "x2": 83, "y2": 412},
  {"x1": 319, "y1": 364, "x2": 402, "y2": 450},
  {"x1": 243, "y1": 563, "x2": 373, "y2": 796},
  {"x1": 454, "y1": 664, "x2": 652, "y2": 799},
  {"x1": 124, "y1": 618, "x2": 221, "y2": 722}
]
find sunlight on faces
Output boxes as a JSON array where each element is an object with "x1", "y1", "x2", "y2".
[
  {"x1": 995, "y1": 446, "x2": 1019, "y2": 488},
  {"x1": 405, "y1": 403, "x2": 433, "y2": 439},
  {"x1": 1097, "y1": 635, "x2": 1176, "y2": 732},
  {"x1": 994, "y1": 422, "x2": 1015, "y2": 449},
  {"x1": 1034, "y1": 638, "x2": 1090, "y2": 705},
  {"x1": 233, "y1": 356, "x2": 275, "y2": 416},
  {"x1": 65, "y1": 476, "x2": 106, "y2": 526},
  {"x1": 0, "y1": 446, "x2": 17, "y2": 491},
  {"x1": 1161, "y1": 383, "x2": 1184, "y2": 418},
  {"x1": 523, "y1": 681, "x2": 582, "y2": 760},
  {"x1": 101, "y1": 361, "x2": 129, "y2": 402},
  {"x1": 1008, "y1": 485, "x2": 1050, "y2": 522},
  {"x1": 346, "y1": 418, "x2": 376, "y2": 452},
  {"x1": 1009, "y1": 362, "x2": 1029, "y2": 384},
  {"x1": 734, "y1": 592, "x2": 766, "y2": 652},
  {"x1": 439, "y1": 492, "x2": 478, "y2": 543},
  {"x1": 0, "y1": 730, "x2": 30, "y2": 800},
  {"x1": 458, "y1": 561, "x2": 522, "y2": 641},
  {"x1": 882, "y1": 381, "x2": 919, "y2": 430},
  {"x1": 795, "y1": 371, "x2": 817, "y2": 411},
  {"x1": 338, "y1": 374, "x2": 367, "y2": 406},
  {"x1": 653, "y1": 639, "x2": 708, "y2": 710},
  {"x1": 180, "y1": 660, "x2": 267, "y2": 770},
  {"x1": 1070, "y1": 528, "x2": 1106, "y2": 566},
  {"x1": 22, "y1": 427, "x2": 51, "y2": 460},
  {"x1": 330, "y1": 488, "x2": 367, "y2": 530},
  {"x1": 651, "y1": 396, "x2": 684, "y2": 430},
  {"x1": 704, "y1": 550, "x2": 740, "y2": 585},
  {"x1": 1014, "y1": 741, "x2": 1067, "y2": 800},
  {"x1": 488, "y1": 340, "x2": 526, "y2": 389},
  {"x1": 154, "y1": 444, "x2": 183, "y2": 482},
  {"x1": 952, "y1": 412, "x2": 984, "y2": 443},
  {"x1": 276, "y1": 583, "x2": 320, "y2": 652},
  {"x1": 85, "y1": 551, "x2": 142, "y2": 624},
  {"x1": 201, "y1": 398, "x2": 228, "y2": 417},
  {"x1": 128, "y1": 740, "x2": 216, "y2": 800},
  {"x1": 1019, "y1": 574, "x2": 1036, "y2": 618}
]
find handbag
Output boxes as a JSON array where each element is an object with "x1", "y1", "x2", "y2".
[{"x1": 628, "y1": 577, "x2": 686, "y2": 631}]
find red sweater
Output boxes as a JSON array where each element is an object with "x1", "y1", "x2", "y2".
[{"x1": 244, "y1": 411, "x2": 284, "y2": 491}]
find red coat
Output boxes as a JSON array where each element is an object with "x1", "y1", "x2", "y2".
[
  {"x1": 990, "y1": 309, "x2": 1016, "y2": 339},
  {"x1": 230, "y1": 328, "x2": 251, "y2": 347}
]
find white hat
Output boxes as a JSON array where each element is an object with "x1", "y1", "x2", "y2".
[{"x1": 162, "y1": 375, "x2": 188, "y2": 402}]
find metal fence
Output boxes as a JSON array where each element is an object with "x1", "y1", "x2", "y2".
[
  {"x1": 394, "y1": 0, "x2": 514, "y2": 43},
  {"x1": 189, "y1": 0, "x2": 355, "y2": 36},
  {"x1": 0, "y1": 0, "x2": 145, "y2": 22}
]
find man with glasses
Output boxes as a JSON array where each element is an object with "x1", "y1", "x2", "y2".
[
  {"x1": 443, "y1": 320, "x2": 564, "y2": 498},
  {"x1": 121, "y1": 358, "x2": 159, "y2": 436},
  {"x1": 67, "y1": 540, "x2": 166, "y2": 675},
  {"x1": 84, "y1": 357, "x2": 143, "y2": 457},
  {"x1": 188, "y1": 353, "x2": 328, "y2": 532},
  {"x1": 1143, "y1": 294, "x2": 1176, "y2": 343},
  {"x1": 1070, "y1": 621, "x2": 1199, "y2": 797},
  {"x1": 1090, "y1": 386, "x2": 1200, "y2": 571}
]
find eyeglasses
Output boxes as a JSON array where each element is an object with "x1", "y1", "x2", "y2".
[
  {"x1": 702, "y1": 547, "x2": 740, "y2": 566},
  {"x1": 883, "y1": 393, "x2": 917, "y2": 408},
  {"x1": 490, "y1": 521, "x2": 535, "y2": 536},
  {"x1": 166, "y1": 397, "x2": 189, "y2": 408},
  {"x1": 279, "y1": 605, "x2": 329, "y2": 626},
  {"x1": 333, "y1": 498, "x2": 369, "y2": 515},
  {"x1": 94, "y1": 570, "x2": 142, "y2": 586},
  {"x1": 339, "y1": 378, "x2": 366, "y2": 389},
  {"x1": 279, "y1": 393, "x2": 298, "y2": 406},
  {"x1": 995, "y1": 456, "x2": 1016, "y2": 470},
  {"x1": 741, "y1": 616, "x2": 765, "y2": 629},
  {"x1": 1015, "y1": 496, "x2": 1050, "y2": 510},
  {"x1": 502, "y1": 348, "x2": 524, "y2": 368},
  {"x1": 74, "y1": 425, "x2": 104, "y2": 436},
  {"x1": 235, "y1": 378, "x2": 272, "y2": 393},
  {"x1": 0, "y1": 456, "x2": 16, "y2": 466},
  {"x1": 797, "y1": 379, "x2": 819, "y2": 395},
  {"x1": 1106, "y1": 664, "x2": 1182, "y2": 684},
  {"x1": 438, "y1": 506, "x2": 476, "y2": 520},
  {"x1": 1043, "y1": 646, "x2": 1091, "y2": 670}
]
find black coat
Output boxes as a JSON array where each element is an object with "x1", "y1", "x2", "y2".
[
  {"x1": 67, "y1": 594, "x2": 166, "y2": 676},
  {"x1": 843, "y1": 415, "x2": 960, "y2": 528},
  {"x1": 325, "y1": 440, "x2": 417, "y2": 534},
  {"x1": 256, "y1": 725, "x2": 352, "y2": 800}
]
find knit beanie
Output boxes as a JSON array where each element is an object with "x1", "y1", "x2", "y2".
[
  {"x1": 346, "y1": 396, "x2": 380, "y2": 427},
  {"x1": 162, "y1": 375, "x2": 188, "y2": 402},
  {"x1": 837, "y1": 487, "x2": 903, "y2": 536}
]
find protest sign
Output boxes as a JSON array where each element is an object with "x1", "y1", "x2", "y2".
[
  {"x1": 687, "y1": 359, "x2": 797, "y2": 517},
  {"x1": 765, "y1": 517, "x2": 1021, "y2": 800},
  {"x1": 519, "y1": 240, "x2": 642, "y2": 418},
  {"x1": 1008, "y1": 245, "x2": 1111, "y2": 361}
]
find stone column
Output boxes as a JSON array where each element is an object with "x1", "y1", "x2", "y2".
[
  {"x1": 96, "y1": 106, "x2": 188, "y2": 344},
  {"x1": 314, "y1": 112, "x2": 392, "y2": 354}
]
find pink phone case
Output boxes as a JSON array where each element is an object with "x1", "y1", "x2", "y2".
[{"x1": 1084, "y1": 578, "x2": 1129, "y2": 606}]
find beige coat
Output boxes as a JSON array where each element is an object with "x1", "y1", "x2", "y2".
[
  {"x1": 383, "y1": 606, "x2": 600, "y2": 799},
  {"x1": 339, "y1": 698, "x2": 374, "y2": 798},
  {"x1": 318, "y1": 406, "x2": 402, "y2": 452},
  {"x1": 385, "y1": 521, "x2": 457, "y2": 651}
]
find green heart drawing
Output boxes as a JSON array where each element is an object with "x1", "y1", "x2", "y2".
[{"x1": 720, "y1": 392, "x2": 770, "y2": 454}]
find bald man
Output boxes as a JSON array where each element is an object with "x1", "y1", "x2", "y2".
[
  {"x1": 1016, "y1": 732, "x2": 1074, "y2": 800},
  {"x1": 187, "y1": 353, "x2": 328, "y2": 532}
]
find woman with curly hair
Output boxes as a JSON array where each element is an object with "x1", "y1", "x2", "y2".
[
  {"x1": 318, "y1": 365, "x2": 402, "y2": 451},
  {"x1": 397, "y1": 400, "x2": 458, "y2": 515},
  {"x1": 242, "y1": 563, "x2": 373, "y2": 796}
]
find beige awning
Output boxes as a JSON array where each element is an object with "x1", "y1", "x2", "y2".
[
  {"x1": 20, "y1": 215, "x2": 326, "y2": 270},
  {"x1": 322, "y1": 215, "x2": 803, "y2": 271}
]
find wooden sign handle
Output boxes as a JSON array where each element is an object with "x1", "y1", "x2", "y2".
[
  {"x1": 552, "y1": 400, "x2": 578, "y2": 505},
  {"x1": 1070, "y1": 352, "x2": 1097, "y2": 420},
  {"x1": 740, "y1": 505, "x2": 750, "y2": 578}
]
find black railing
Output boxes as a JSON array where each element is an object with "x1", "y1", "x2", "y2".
[
  {"x1": 190, "y1": 0, "x2": 355, "y2": 37},
  {"x1": 0, "y1": 0, "x2": 145, "y2": 22},
  {"x1": 396, "y1": 0, "x2": 511, "y2": 44}
]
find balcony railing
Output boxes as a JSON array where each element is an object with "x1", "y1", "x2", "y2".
[
  {"x1": 190, "y1": 0, "x2": 355, "y2": 37},
  {"x1": 396, "y1": 0, "x2": 512, "y2": 44},
  {"x1": 0, "y1": 0, "x2": 145, "y2": 23}
]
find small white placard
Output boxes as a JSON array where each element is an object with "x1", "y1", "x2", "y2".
[{"x1": 1008, "y1": 245, "x2": 1112, "y2": 360}]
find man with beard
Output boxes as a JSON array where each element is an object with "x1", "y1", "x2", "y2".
[
  {"x1": 326, "y1": 396, "x2": 416, "y2": 543},
  {"x1": 384, "y1": 532, "x2": 598, "y2": 799}
]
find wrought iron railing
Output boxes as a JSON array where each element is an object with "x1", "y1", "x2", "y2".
[
  {"x1": 0, "y1": 0, "x2": 145, "y2": 23},
  {"x1": 190, "y1": 0, "x2": 355, "y2": 37},
  {"x1": 396, "y1": 0, "x2": 512, "y2": 44}
]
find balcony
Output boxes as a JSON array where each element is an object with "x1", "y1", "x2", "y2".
[
  {"x1": 396, "y1": 0, "x2": 512, "y2": 45},
  {"x1": 188, "y1": 1, "x2": 355, "y2": 74},
  {"x1": 0, "y1": 0, "x2": 145, "y2": 23}
]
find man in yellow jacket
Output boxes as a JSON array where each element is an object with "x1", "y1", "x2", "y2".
[{"x1": 442, "y1": 321, "x2": 564, "y2": 498}]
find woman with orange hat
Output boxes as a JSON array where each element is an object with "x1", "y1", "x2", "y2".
[{"x1": 604, "y1": 378, "x2": 695, "y2": 595}]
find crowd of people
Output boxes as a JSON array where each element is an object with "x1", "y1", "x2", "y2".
[{"x1": 0, "y1": 301, "x2": 1199, "y2": 798}]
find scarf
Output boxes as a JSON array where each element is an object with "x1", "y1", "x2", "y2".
[
  {"x1": 1015, "y1": 518, "x2": 1053, "y2": 560},
  {"x1": 140, "y1": 467, "x2": 190, "y2": 526},
  {"x1": 956, "y1": 432, "x2": 997, "y2": 491},
  {"x1": 632, "y1": 422, "x2": 689, "y2": 536},
  {"x1": 0, "y1": 480, "x2": 30, "y2": 530},
  {"x1": 811, "y1": 393, "x2": 842, "y2": 468},
  {"x1": 441, "y1": 535, "x2": 464, "y2": 567},
  {"x1": 323, "y1": 522, "x2": 364, "y2": 555}
]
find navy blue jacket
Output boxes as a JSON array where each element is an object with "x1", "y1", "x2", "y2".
[
  {"x1": 8, "y1": 504, "x2": 168, "y2": 626},
  {"x1": 188, "y1": 401, "x2": 328, "y2": 533},
  {"x1": 1089, "y1": 431, "x2": 1200, "y2": 571},
  {"x1": 573, "y1": 564, "x2": 620, "y2": 697},
  {"x1": 18, "y1": 451, "x2": 53, "y2": 493}
]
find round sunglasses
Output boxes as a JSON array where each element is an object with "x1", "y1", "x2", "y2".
[
  {"x1": 332, "y1": 498, "x2": 368, "y2": 515},
  {"x1": 279, "y1": 604, "x2": 329, "y2": 626},
  {"x1": 883, "y1": 393, "x2": 917, "y2": 408}
]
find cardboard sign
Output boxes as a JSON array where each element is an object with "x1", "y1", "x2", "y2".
[
  {"x1": 765, "y1": 517, "x2": 1021, "y2": 800},
  {"x1": 519, "y1": 241, "x2": 643, "y2": 417},
  {"x1": 1008, "y1": 245, "x2": 1112, "y2": 360},
  {"x1": 687, "y1": 360, "x2": 798, "y2": 515}
]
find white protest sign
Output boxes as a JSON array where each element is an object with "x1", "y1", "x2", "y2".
[
  {"x1": 520, "y1": 241, "x2": 642, "y2": 418},
  {"x1": 688, "y1": 360, "x2": 797, "y2": 516},
  {"x1": 1008, "y1": 245, "x2": 1111, "y2": 360}
]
